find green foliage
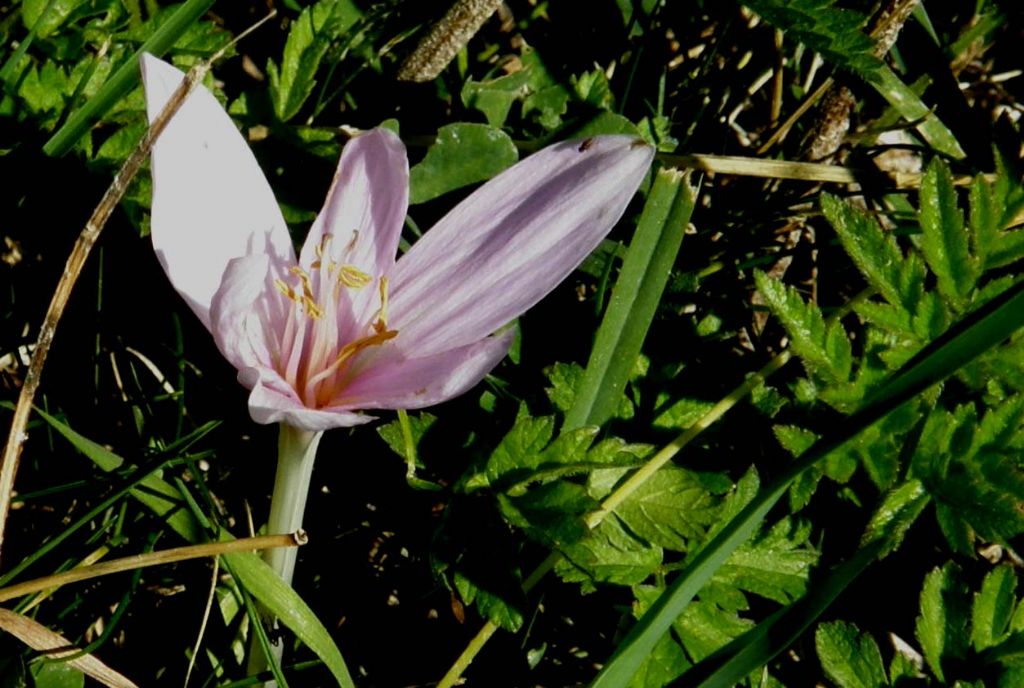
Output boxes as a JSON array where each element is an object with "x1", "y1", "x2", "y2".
[
  {"x1": 761, "y1": 163, "x2": 1024, "y2": 505},
  {"x1": 815, "y1": 621, "x2": 887, "y2": 688},
  {"x1": 754, "y1": 270, "x2": 853, "y2": 389},
  {"x1": 739, "y1": 0, "x2": 883, "y2": 78},
  {"x1": 267, "y1": 0, "x2": 364, "y2": 122},
  {"x1": 917, "y1": 563, "x2": 971, "y2": 682},
  {"x1": 408, "y1": 123, "x2": 518, "y2": 204},
  {"x1": 919, "y1": 160, "x2": 977, "y2": 306},
  {"x1": 816, "y1": 563, "x2": 1024, "y2": 687},
  {"x1": 29, "y1": 661, "x2": 85, "y2": 688}
]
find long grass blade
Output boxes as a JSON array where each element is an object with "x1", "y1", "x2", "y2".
[{"x1": 565, "y1": 168, "x2": 695, "y2": 430}]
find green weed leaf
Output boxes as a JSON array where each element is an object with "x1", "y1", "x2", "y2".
[
  {"x1": 919, "y1": 159, "x2": 976, "y2": 306},
  {"x1": 740, "y1": 0, "x2": 882, "y2": 78},
  {"x1": 916, "y1": 563, "x2": 970, "y2": 682},
  {"x1": 755, "y1": 270, "x2": 852, "y2": 387},
  {"x1": 409, "y1": 123, "x2": 518, "y2": 204},
  {"x1": 972, "y1": 565, "x2": 1017, "y2": 652},
  {"x1": 815, "y1": 621, "x2": 888, "y2": 688},
  {"x1": 267, "y1": 0, "x2": 363, "y2": 121}
]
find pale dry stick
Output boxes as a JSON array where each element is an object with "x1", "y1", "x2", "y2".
[
  {"x1": 0, "y1": 13, "x2": 276, "y2": 565},
  {"x1": 397, "y1": 0, "x2": 503, "y2": 82},
  {"x1": 663, "y1": 153, "x2": 987, "y2": 188},
  {"x1": 0, "y1": 533, "x2": 302, "y2": 604},
  {"x1": 437, "y1": 289, "x2": 875, "y2": 688},
  {"x1": 184, "y1": 555, "x2": 220, "y2": 688}
]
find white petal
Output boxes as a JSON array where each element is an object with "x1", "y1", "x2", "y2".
[{"x1": 141, "y1": 54, "x2": 295, "y2": 329}]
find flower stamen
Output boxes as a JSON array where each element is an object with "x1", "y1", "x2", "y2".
[
  {"x1": 338, "y1": 265, "x2": 372, "y2": 289},
  {"x1": 373, "y1": 276, "x2": 390, "y2": 334}
]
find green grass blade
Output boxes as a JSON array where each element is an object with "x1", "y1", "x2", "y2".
[
  {"x1": 226, "y1": 551, "x2": 355, "y2": 688},
  {"x1": 677, "y1": 540, "x2": 886, "y2": 688},
  {"x1": 682, "y1": 480, "x2": 930, "y2": 686},
  {"x1": 564, "y1": 168, "x2": 694, "y2": 430},
  {"x1": 30, "y1": 409, "x2": 355, "y2": 687},
  {"x1": 32, "y1": 406, "x2": 203, "y2": 542},
  {"x1": 42, "y1": 0, "x2": 216, "y2": 157},
  {"x1": 589, "y1": 278, "x2": 1024, "y2": 688},
  {"x1": 867, "y1": 64, "x2": 966, "y2": 160}
]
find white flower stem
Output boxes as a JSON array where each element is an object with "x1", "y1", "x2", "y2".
[
  {"x1": 250, "y1": 423, "x2": 323, "y2": 685},
  {"x1": 265, "y1": 424, "x2": 322, "y2": 585}
]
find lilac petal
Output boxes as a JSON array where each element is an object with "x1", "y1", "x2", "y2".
[
  {"x1": 387, "y1": 135, "x2": 653, "y2": 356},
  {"x1": 240, "y1": 366, "x2": 375, "y2": 430},
  {"x1": 298, "y1": 128, "x2": 409, "y2": 280},
  {"x1": 141, "y1": 54, "x2": 295, "y2": 329},
  {"x1": 335, "y1": 329, "x2": 514, "y2": 410},
  {"x1": 208, "y1": 254, "x2": 284, "y2": 372}
]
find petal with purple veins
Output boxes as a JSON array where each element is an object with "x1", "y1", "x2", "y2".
[{"x1": 387, "y1": 136, "x2": 653, "y2": 356}]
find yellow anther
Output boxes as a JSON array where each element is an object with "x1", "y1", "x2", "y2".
[
  {"x1": 301, "y1": 296, "x2": 323, "y2": 319},
  {"x1": 289, "y1": 266, "x2": 316, "y2": 301},
  {"x1": 338, "y1": 265, "x2": 372, "y2": 289},
  {"x1": 334, "y1": 328, "x2": 398, "y2": 368},
  {"x1": 275, "y1": 278, "x2": 297, "y2": 302}
]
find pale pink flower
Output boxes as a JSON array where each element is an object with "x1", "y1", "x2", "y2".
[{"x1": 141, "y1": 55, "x2": 654, "y2": 431}]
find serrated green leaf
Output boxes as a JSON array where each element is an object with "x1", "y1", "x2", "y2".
[
  {"x1": 18, "y1": 62, "x2": 68, "y2": 121},
  {"x1": 481, "y1": 415, "x2": 556, "y2": 485},
  {"x1": 545, "y1": 362, "x2": 585, "y2": 414},
  {"x1": 920, "y1": 159, "x2": 976, "y2": 305},
  {"x1": 916, "y1": 564, "x2": 970, "y2": 682},
  {"x1": 675, "y1": 599, "x2": 755, "y2": 663},
  {"x1": 971, "y1": 175, "x2": 1000, "y2": 267},
  {"x1": 498, "y1": 480, "x2": 595, "y2": 547},
  {"x1": 654, "y1": 398, "x2": 716, "y2": 432},
  {"x1": 408, "y1": 123, "x2": 518, "y2": 204},
  {"x1": 627, "y1": 633, "x2": 690, "y2": 688},
  {"x1": 613, "y1": 467, "x2": 724, "y2": 550},
  {"x1": 267, "y1": 0, "x2": 362, "y2": 121},
  {"x1": 755, "y1": 271, "x2": 852, "y2": 387},
  {"x1": 740, "y1": 0, "x2": 882, "y2": 78},
  {"x1": 713, "y1": 518, "x2": 816, "y2": 605},
  {"x1": 376, "y1": 411, "x2": 436, "y2": 462},
  {"x1": 558, "y1": 516, "x2": 662, "y2": 591},
  {"x1": 861, "y1": 479, "x2": 930, "y2": 556},
  {"x1": 822, "y1": 193, "x2": 907, "y2": 312},
  {"x1": 572, "y1": 69, "x2": 614, "y2": 109},
  {"x1": 566, "y1": 169, "x2": 694, "y2": 430},
  {"x1": 453, "y1": 569, "x2": 525, "y2": 632},
  {"x1": 972, "y1": 565, "x2": 1017, "y2": 652},
  {"x1": 815, "y1": 621, "x2": 888, "y2": 688},
  {"x1": 523, "y1": 84, "x2": 570, "y2": 130}
]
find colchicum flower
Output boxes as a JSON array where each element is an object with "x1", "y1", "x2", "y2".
[{"x1": 141, "y1": 55, "x2": 654, "y2": 432}]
